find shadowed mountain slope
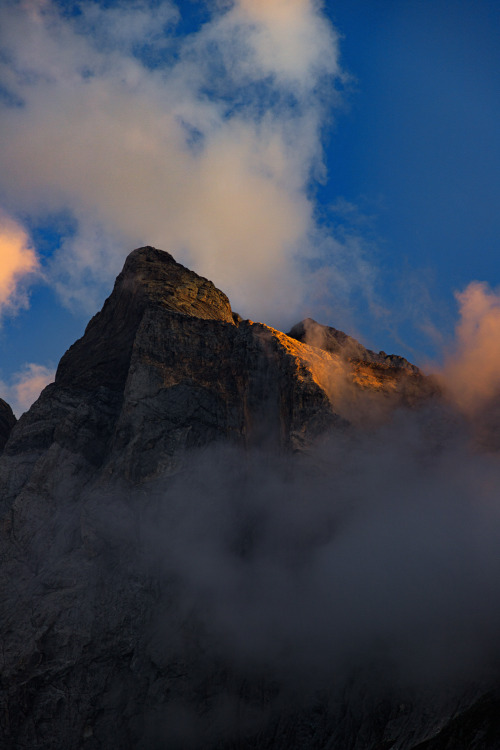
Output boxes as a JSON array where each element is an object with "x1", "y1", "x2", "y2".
[{"x1": 0, "y1": 399, "x2": 15, "y2": 454}]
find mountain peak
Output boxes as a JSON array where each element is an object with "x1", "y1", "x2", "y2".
[
  {"x1": 55, "y1": 247, "x2": 234, "y2": 390},
  {"x1": 120, "y1": 246, "x2": 234, "y2": 323}
]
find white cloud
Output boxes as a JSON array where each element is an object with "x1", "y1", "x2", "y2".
[
  {"x1": 231, "y1": 0, "x2": 339, "y2": 88},
  {"x1": 0, "y1": 0, "x2": 369, "y2": 326},
  {"x1": 0, "y1": 363, "x2": 55, "y2": 417}
]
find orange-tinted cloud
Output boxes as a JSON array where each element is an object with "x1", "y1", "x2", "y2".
[
  {"x1": 0, "y1": 210, "x2": 39, "y2": 316},
  {"x1": 441, "y1": 282, "x2": 500, "y2": 415}
]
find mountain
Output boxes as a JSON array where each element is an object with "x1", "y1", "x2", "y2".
[{"x1": 0, "y1": 247, "x2": 494, "y2": 749}]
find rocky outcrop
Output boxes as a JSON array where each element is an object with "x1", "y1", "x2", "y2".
[
  {"x1": 56, "y1": 245, "x2": 235, "y2": 393},
  {"x1": 288, "y1": 317, "x2": 418, "y2": 372},
  {"x1": 288, "y1": 317, "x2": 438, "y2": 422},
  {"x1": 0, "y1": 399, "x2": 15, "y2": 453},
  {"x1": 411, "y1": 692, "x2": 500, "y2": 749},
  {"x1": 0, "y1": 247, "x2": 476, "y2": 750}
]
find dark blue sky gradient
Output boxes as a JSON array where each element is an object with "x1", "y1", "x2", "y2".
[{"x1": 321, "y1": 0, "x2": 500, "y2": 355}]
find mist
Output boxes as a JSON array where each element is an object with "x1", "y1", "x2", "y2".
[
  {"x1": 5, "y1": 326, "x2": 500, "y2": 747},
  {"x1": 61, "y1": 393, "x2": 500, "y2": 746},
  {"x1": 150, "y1": 431, "x2": 500, "y2": 673}
]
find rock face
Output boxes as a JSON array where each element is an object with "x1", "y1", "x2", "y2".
[
  {"x1": 288, "y1": 317, "x2": 418, "y2": 371},
  {"x1": 288, "y1": 317, "x2": 437, "y2": 424},
  {"x1": 0, "y1": 247, "x2": 488, "y2": 750},
  {"x1": 0, "y1": 399, "x2": 16, "y2": 453}
]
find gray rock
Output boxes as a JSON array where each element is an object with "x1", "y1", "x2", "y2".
[{"x1": 0, "y1": 398, "x2": 16, "y2": 453}]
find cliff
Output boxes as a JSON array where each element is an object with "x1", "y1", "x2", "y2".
[{"x1": 0, "y1": 398, "x2": 16, "y2": 453}]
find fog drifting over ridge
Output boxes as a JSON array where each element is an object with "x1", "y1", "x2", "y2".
[
  {"x1": 79, "y1": 404, "x2": 500, "y2": 748},
  {"x1": 8, "y1": 396, "x2": 500, "y2": 747}
]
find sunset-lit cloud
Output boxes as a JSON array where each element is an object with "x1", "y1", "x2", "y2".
[
  {"x1": 0, "y1": 210, "x2": 39, "y2": 318},
  {"x1": 441, "y1": 282, "x2": 500, "y2": 416},
  {"x1": 0, "y1": 0, "x2": 364, "y2": 325}
]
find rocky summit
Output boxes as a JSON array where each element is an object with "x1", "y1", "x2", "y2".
[{"x1": 0, "y1": 247, "x2": 494, "y2": 749}]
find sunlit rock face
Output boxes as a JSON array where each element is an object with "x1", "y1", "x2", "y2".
[
  {"x1": 289, "y1": 316, "x2": 436, "y2": 399},
  {"x1": 0, "y1": 248, "x2": 471, "y2": 750},
  {"x1": 288, "y1": 317, "x2": 439, "y2": 428}
]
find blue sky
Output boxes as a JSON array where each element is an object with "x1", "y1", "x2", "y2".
[
  {"x1": 0, "y1": 0, "x2": 499, "y2": 414},
  {"x1": 327, "y1": 0, "x2": 500, "y2": 354}
]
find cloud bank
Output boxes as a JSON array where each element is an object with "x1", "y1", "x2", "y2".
[{"x1": 0, "y1": 0, "x2": 363, "y2": 325}]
